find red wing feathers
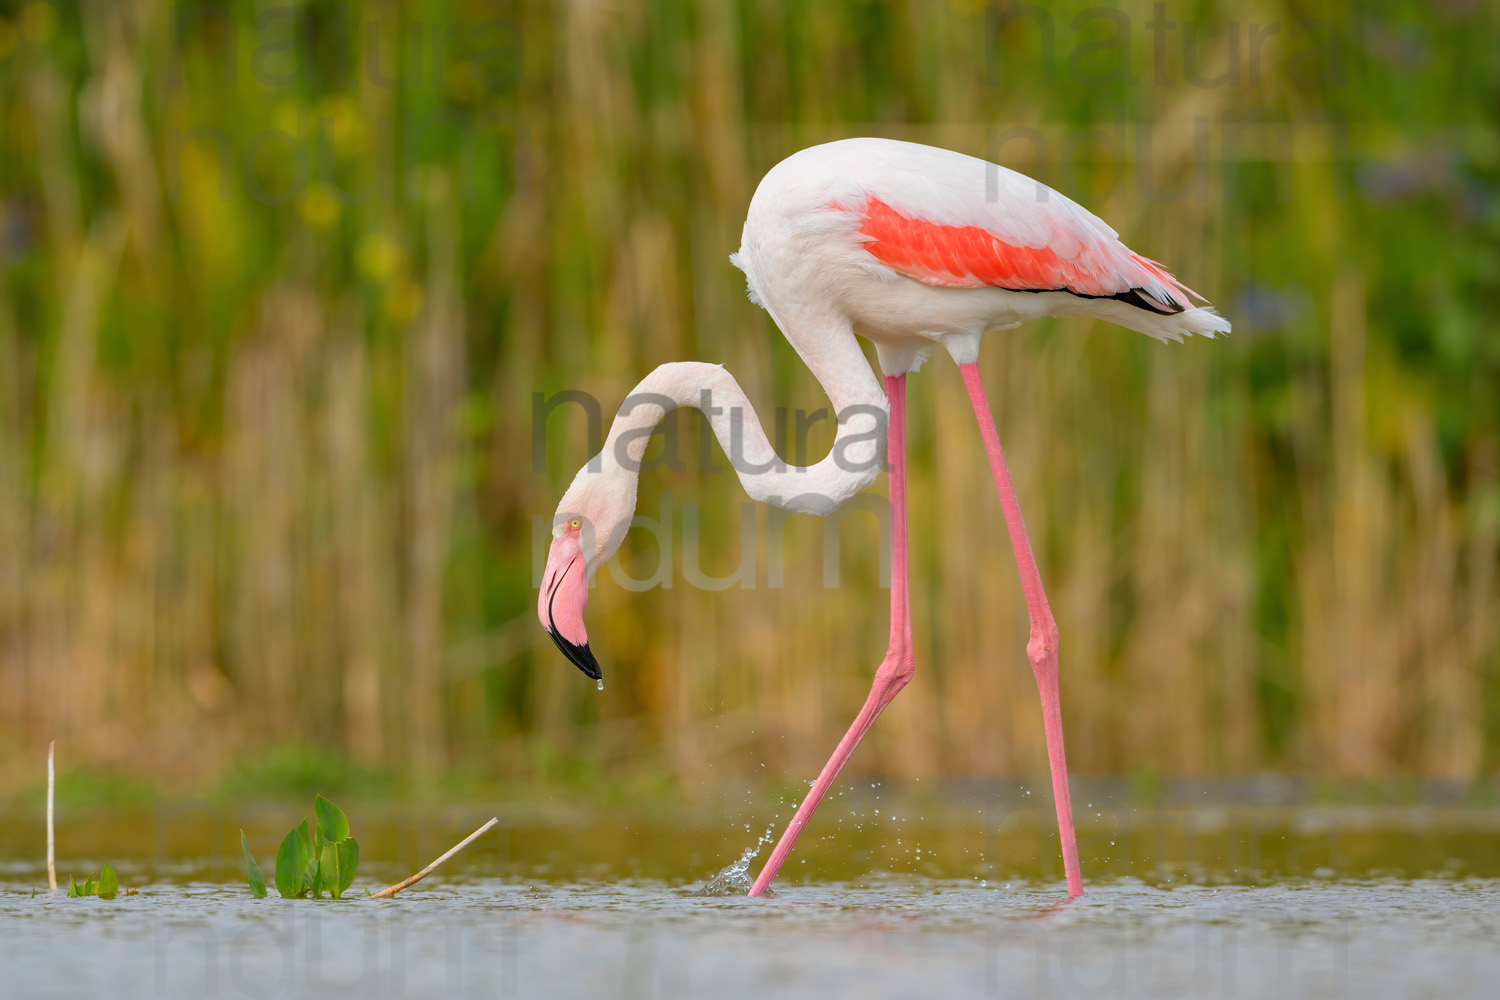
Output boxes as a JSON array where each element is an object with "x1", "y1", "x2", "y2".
[{"x1": 846, "y1": 196, "x2": 1195, "y2": 313}]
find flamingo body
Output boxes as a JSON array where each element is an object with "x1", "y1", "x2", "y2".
[{"x1": 732, "y1": 138, "x2": 1227, "y2": 372}]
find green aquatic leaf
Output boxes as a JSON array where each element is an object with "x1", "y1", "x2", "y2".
[
  {"x1": 274, "y1": 821, "x2": 312, "y2": 898},
  {"x1": 311, "y1": 825, "x2": 325, "y2": 896},
  {"x1": 296, "y1": 817, "x2": 315, "y2": 856},
  {"x1": 240, "y1": 830, "x2": 267, "y2": 898},
  {"x1": 296, "y1": 818, "x2": 321, "y2": 896},
  {"x1": 335, "y1": 838, "x2": 359, "y2": 896},
  {"x1": 67, "y1": 875, "x2": 80, "y2": 898},
  {"x1": 319, "y1": 841, "x2": 341, "y2": 899},
  {"x1": 304, "y1": 855, "x2": 322, "y2": 898},
  {"x1": 313, "y1": 794, "x2": 350, "y2": 843},
  {"x1": 98, "y1": 864, "x2": 118, "y2": 900}
]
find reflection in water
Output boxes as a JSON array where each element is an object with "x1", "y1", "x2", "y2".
[
  {"x1": 1, "y1": 877, "x2": 1497, "y2": 1000},
  {"x1": 1029, "y1": 893, "x2": 1080, "y2": 921}
]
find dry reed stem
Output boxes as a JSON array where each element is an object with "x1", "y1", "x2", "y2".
[
  {"x1": 370, "y1": 818, "x2": 499, "y2": 899},
  {"x1": 46, "y1": 742, "x2": 56, "y2": 894}
]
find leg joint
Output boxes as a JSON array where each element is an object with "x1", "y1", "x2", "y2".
[
  {"x1": 1026, "y1": 618, "x2": 1060, "y2": 667},
  {"x1": 876, "y1": 638, "x2": 916, "y2": 692}
]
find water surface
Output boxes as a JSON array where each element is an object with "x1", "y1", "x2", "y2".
[{"x1": 3, "y1": 797, "x2": 1497, "y2": 999}]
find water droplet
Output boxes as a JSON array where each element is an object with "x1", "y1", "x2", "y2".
[{"x1": 596, "y1": 678, "x2": 604, "y2": 691}]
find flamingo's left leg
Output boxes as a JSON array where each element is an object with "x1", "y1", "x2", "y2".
[
  {"x1": 958, "y1": 361, "x2": 1084, "y2": 898},
  {"x1": 748, "y1": 373, "x2": 914, "y2": 897}
]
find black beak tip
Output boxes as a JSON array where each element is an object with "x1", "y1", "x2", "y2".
[{"x1": 547, "y1": 628, "x2": 603, "y2": 681}]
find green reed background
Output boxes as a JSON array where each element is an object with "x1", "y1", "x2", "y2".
[{"x1": 0, "y1": 0, "x2": 1495, "y2": 795}]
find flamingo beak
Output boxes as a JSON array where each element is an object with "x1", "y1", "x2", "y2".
[{"x1": 538, "y1": 534, "x2": 602, "y2": 682}]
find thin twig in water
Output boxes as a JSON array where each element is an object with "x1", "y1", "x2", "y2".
[
  {"x1": 47, "y1": 742, "x2": 56, "y2": 894},
  {"x1": 371, "y1": 817, "x2": 499, "y2": 899}
]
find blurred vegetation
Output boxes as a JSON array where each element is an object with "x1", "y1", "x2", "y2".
[{"x1": 0, "y1": 0, "x2": 1496, "y2": 795}]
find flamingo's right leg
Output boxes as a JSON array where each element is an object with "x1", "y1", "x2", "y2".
[
  {"x1": 958, "y1": 361, "x2": 1083, "y2": 897},
  {"x1": 748, "y1": 373, "x2": 914, "y2": 897}
]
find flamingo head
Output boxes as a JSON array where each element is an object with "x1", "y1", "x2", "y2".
[{"x1": 538, "y1": 466, "x2": 636, "y2": 682}]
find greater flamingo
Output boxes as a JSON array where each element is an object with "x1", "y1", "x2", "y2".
[{"x1": 538, "y1": 138, "x2": 1229, "y2": 898}]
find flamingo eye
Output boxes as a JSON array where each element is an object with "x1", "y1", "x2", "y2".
[{"x1": 568, "y1": 517, "x2": 581, "y2": 531}]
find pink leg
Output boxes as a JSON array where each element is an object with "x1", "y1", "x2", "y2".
[
  {"x1": 749, "y1": 374, "x2": 914, "y2": 897},
  {"x1": 959, "y1": 362, "x2": 1083, "y2": 898}
]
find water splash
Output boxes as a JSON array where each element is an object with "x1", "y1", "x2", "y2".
[{"x1": 693, "y1": 825, "x2": 776, "y2": 897}]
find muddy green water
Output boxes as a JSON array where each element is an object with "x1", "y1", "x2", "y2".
[{"x1": 3, "y1": 795, "x2": 1498, "y2": 998}]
